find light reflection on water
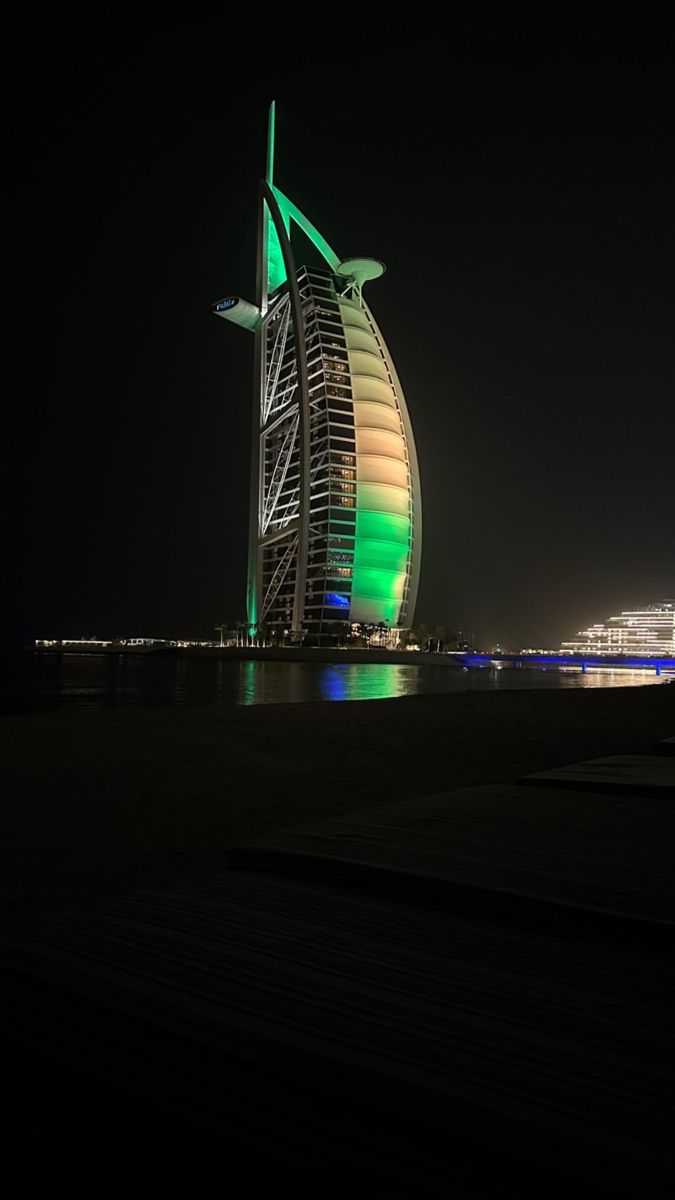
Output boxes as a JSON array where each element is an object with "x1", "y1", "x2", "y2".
[
  {"x1": 250, "y1": 663, "x2": 669, "y2": 707},
  {"x1": 5, "y1": 654, "x2": 670, "y2": 712}
]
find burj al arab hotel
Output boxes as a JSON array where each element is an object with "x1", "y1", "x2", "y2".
[{"x1": 213, "y1": 103, "x2": 422, "y2": 637}]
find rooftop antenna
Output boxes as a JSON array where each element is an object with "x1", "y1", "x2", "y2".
[{"x1": 266, "y1": 99, "x2": 275, "y2": 186}]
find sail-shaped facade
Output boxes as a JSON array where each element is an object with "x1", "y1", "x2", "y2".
[{"x1": 213, "y1": 103, "x2": 421, "y2": 636}]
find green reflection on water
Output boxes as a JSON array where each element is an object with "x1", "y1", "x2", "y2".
[{"x1": 234, "y1": 661, "x2": 670, "y2": 706}]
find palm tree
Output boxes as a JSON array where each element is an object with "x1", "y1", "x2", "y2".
[
  {"x1": 410, "y1": 623, "x2": 433, "y2": 651},
  {"x1": 214, "y1": 622, "x2": 238, "y2": 648}
]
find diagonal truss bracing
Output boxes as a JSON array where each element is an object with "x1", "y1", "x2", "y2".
[
  {"x1": 261, "y1": 411, "x2": 299, "y2": 534},
  {"x1": 262, "y1": 298, "x2": 293, "y2": 423},
  {"x1": 260, "y1": 533, "x2": 298, "y2": 622}
]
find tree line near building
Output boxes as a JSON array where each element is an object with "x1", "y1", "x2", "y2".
[{"x1": 215, "y1": 621, "x2": 477, "y2": 653}]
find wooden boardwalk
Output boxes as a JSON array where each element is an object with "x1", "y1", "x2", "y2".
[
  {"x1": 1, "y1": 737, "x2": 673, "y2": 1192},
  {"x1": 229, "y1": 783, "x2": 675, "y2": 924},
  {"x1": 521, "y1": 753, "x2": 675, "y2": 796}
]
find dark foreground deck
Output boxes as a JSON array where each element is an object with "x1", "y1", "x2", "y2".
[{"x1": 1, "y1": 744, "x2": 673, "y2": 1193}]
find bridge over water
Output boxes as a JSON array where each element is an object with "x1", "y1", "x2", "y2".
[{"x1": 455, "y1": 653, "x2": 675, "y2": 675}]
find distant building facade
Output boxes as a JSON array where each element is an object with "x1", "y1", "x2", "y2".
[
  {"x1": 212, "y1": 103, "x2": 421, "y2": 637},
  {"x1": 562, "y1": 601, "x2": 675, "y2": 656}
]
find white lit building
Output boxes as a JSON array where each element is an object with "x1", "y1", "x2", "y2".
[{"x1": 562, "y1": 601, "x2": 675, "y2": 656}]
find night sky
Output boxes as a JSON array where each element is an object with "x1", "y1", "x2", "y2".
[{"x1": 9, "y1": 20, "x2": 674, "y2": 649}]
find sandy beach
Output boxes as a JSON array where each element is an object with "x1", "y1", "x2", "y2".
[{"x1": 2, "y1": 682, "x2": 673, "y2": 922}]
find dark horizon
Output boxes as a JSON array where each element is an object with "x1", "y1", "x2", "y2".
[{"x1": 9, "y1": 20, "x2": 674, "y2": 650}]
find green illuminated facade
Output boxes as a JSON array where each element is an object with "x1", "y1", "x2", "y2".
[{"x1": 213, "y1": 103, "x2": 421, "y2": 635}]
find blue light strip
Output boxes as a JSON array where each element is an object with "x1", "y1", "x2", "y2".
[{"x1": 458, "y1": 654, "x2": 675, "y2": 671}]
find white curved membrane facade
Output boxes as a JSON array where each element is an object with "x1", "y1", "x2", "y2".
[{"x1": 338, "y1": 296, "x2": 416, "y2": 625}]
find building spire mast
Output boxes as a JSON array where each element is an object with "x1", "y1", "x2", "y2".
[{"x1": 266, "y1": 100, "x2": 275, "y2": 187}]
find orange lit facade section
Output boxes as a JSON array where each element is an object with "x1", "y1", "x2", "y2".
[{"x1": 339, "y1": 295, "x2": 413, "y2": 625}]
